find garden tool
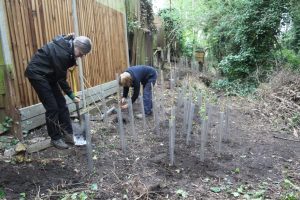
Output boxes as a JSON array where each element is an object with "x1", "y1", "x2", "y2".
[{"x1": 70, "y1": 69, "x2": 87, "y2": 145}]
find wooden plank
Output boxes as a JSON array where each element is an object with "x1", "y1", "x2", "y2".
[
  {"x1": 20, "y1": 82, "x2": 118, "y2": 131},
  {"x1": 41, "y1": 0, "x2": 49, "y2": 40},
  {"x1": 56, "y1": 0, "x2": 63, "y2": 33},
  {"x1": 4, "y1": 0, "x2": 22, "y2": 103},
  {"x1": 23, "y1": 0, "x2": 38, "y2": 103},
  {"x1": 20, "y1": 80, "x2": 117, "y2": 120},
  {"x1": 19, "y1": 0, "x2": 34, "y2": 106},
  {"x1": 17, "y1": 0, "x2": 32, "y2": 105},
  {"x1": 66, "y1": 0, "x2": 73, "y2": 31},
  {"x1": 37, "y1": 0, "x2": 46, "y2": 43},
  {"x1": 11, "y1": 0, "x2": 27, "y2": 106},
  {"x1": 46, "y1": 0, "x2": 53, "y2": 38},
  {"x1": 36, "y1": 0, "x2": 44, "y2": 46},
  {"x1": 20, "y1": 82, "x2": 117, "y2": 120},
  {"x1": 1, "y1": 0, "x2": 23, "y2": 139}
]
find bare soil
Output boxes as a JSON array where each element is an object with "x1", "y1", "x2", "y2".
[{"x1": 0, "y1": 77, "x2": 299, "y2": 200}]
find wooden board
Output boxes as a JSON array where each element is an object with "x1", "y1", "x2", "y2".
[{"x1": 20, "y1": 80, "x2": 117, "y2": 131}]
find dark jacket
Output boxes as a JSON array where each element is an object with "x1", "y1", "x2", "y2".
[
  {"x1": 123, "y1": 65, "x2": 157, "y2": 103},
  {"x1": 25, "y1": 35, "x2": 76, "y2": 97}
]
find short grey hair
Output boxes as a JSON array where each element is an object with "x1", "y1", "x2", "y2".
[{"x1": 74, "y1": 36, "x2": 92, "y2": 54}]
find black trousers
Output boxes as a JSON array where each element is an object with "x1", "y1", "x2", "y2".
[{"x1": 29, "y1": 79, "x2": 73, "y2": 140}]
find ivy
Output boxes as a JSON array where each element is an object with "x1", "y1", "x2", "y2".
[
  {"x1": 204, "y1": 0, "x2": 289, "y2": 82},
  {"x1": 0, "y1": 116, "x2": 13, "y2": 134}
]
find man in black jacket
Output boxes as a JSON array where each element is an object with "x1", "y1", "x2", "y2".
[{"x1": 25, "y1": 34, "x2": 92, "y2": 149}]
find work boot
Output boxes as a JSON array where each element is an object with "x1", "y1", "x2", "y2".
[
  {"x1": 51, "y1": 139, "x2": 69, "y2": 149},
  {"x1": 63, "y1": 134, "x2": 75, "y2": 145}
]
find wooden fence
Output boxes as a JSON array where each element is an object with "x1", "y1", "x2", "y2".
[
  {"x1": 4, "y1": 0, "x2": 129, "y2": 108},
  {"x1": 126, "y1": 0, "x2": 154, "y2": 66}
]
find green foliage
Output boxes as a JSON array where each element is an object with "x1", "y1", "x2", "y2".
[
  {"x1": 0, "y1": 116, "x2": 13, "y2": 134},
  {"x1": 219, "y1": 51, "x2": 254, "y2": 80},
  {"x1": 288, "y1": 0, "x2": 300, "y2": 53},
  {"x1": 281, "y1": 179, "x2": 300, "y2": 200},
  {"x1": 159, "y1": 8, "x2": 185, "y2": 57},
  {"x1": 212, "y1": 79, "x2": 257, "y2": 96},
  {"x1": 127, "y1": 17, "x2": 141, "y2": 33},
  {"x1": 278, "y1": 49, "x2": 300, "y2": 71},
  {"x1": 126, "y1": 0, "x2": 155, "y2": 33},
  {"x1": 0, "y1": 187, "x2": 5, "y2": 199},
  {"x1": 204, "y1": 0, "x2": 288, "y2": 82},
  {"x1": 140, "y1": 0, "x2": 156, "y2": 32},
  {"x1": 290, "y1": 113, "x2": 300, "y2": 127},
  {"x1": 61, "y1": 192, "x2": 88, "y2": 200},
  {"x1": 176, "y1": 189, "x2": 188, "y2": 198},
  {"x1": 19, "y1": 192, "x2": 26, "y2": 200},
  {"x1": 210, "y1": 187, "x2": 222, "y2": 193},
  {"x1": 158, "y1": 0, "x2": 298, "y2": 95},
  {"x1": 281, "y1": 193, "x2": 298, "y2": 200}
]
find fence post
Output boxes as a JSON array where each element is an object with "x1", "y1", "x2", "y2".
[
  {"x1": 72, "y1": 0, "x2": 86, "y2": 108},
  {"x1": 0, "y1": 0, "x2": 22, "y2": 140}
]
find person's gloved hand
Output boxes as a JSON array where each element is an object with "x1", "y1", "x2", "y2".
[{"x1": 73, "y1": 96, "x2": 80, "y2": 103}]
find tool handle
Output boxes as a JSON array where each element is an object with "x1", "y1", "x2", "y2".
[{"x1": 75, "y1": 102, "x2": 81, "y2": 123}]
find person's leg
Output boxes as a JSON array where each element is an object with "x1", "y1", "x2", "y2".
[
  {"x1": 143, "y1": 82, "x2": 152, "y2": 115},
  {"x1": 52, "y1": 83, "x2": 73, "y2": 135},
  {"x1": 143, "y1": 75, "x2": 157, "y2": 115},
  {"x1": 29, "y1": 79, "x2": 62, "y2": 140},
  {"x1": 52, "y1": 83, "x2": 74, "y2": 144}
]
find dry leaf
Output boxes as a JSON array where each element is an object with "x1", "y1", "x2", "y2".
[{"x1": 293, "y1": 128, "x2": 298, "y2": 138}]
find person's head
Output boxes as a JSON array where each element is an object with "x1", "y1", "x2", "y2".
[
  {"x1": 74, "y1": 36, "x2": 92, "y2": 58},
  {"x1": 119, "y1": 72, "x2": 132, "y2": 87}
]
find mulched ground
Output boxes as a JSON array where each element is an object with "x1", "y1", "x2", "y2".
[{"x1": 0, "y1": 72, "x2": 299, "y2": 200}]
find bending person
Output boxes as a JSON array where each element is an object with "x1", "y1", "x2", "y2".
[
  {"x1": 25, "y1": 33, "x2": 92, "y2": 149},
  {"x1": 119, "y1": 65, "x2": 157, "y2": 116}
]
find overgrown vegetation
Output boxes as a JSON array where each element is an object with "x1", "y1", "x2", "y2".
[
  {"x1": 157, "y1": 0, "x2": 300, "y2": 95},
  {"x1": 126, "y1": 0, "x2": 156, "y2": 33},
  {"x1": 158, "y1": 8, "x2": 185, "y2": 58},
  {"x1": 203, "y1": 0, "x2": 290, "y2": 86}
]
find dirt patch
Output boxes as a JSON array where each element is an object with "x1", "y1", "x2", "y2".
[{"x1": 0, "y1": 159, "x2": 81, "y2": 199}]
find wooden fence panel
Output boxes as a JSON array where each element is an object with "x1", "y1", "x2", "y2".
[{"x1": 4, "y1": 0, "x2": 128, "y2": 108}]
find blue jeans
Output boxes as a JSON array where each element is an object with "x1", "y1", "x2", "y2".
[{"x1": 143, "y1": 74, "x2": 157, "y2": 115}]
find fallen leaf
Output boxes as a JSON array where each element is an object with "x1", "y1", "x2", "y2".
[
  {"x1": 232, "y1": 192, "x2": 240, "y2": 197},
  {"x1": 90, "y1": 183, "x2": 98, "y2": 191},
  {"x1": 176, "y1": 189, "x2": 188, "y2": 198},
  {"x1": 293, "y1": 128, "x2": 298, "y2": 138},
  {"x1": 210, "y1": 187, "x2": 221, "y2": 193},
  {"x1": 92, "y1": 155, "x2": 98, "y2": 160},
  {"x1": 15, "y1": 143, "x2": 26, "y2": 153}
]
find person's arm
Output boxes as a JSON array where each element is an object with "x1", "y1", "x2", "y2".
[
  {"x1": 123, "y1": 87, "x2": 129, "y2": 98},
  {"x1": 58, "y1": 79, "x2": 75, "y2": 100},
  {"x1": 131, "y1": 83, "x2": 140, "y2": 103}
]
